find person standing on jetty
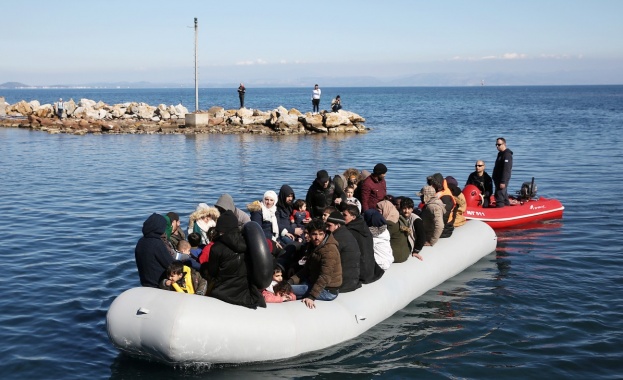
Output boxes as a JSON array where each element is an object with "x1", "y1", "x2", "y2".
[
  {"x1": 55, "y1": 98, "x2": 65, "y2": 120},
  {"x1": 311, "y1": 84, "x2": 321, "y2": 114},
  {"x1": 237, "y1": 83, "x2": 246, "y2": 108},
  {"x1": 492, "y1": 137, "x2": 513, "y2": 208}
]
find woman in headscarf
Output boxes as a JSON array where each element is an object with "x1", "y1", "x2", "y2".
[
  {"x1": 377, "y1": 199, "x2": 411, "y2": 263},
  {"x1": 419, "y1": 185, "x2": 446, "y2": 246},
  {"x1": 248, "y1": 190, "x2": 281, "y2": 244}
]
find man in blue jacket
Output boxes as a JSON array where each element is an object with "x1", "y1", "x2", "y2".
[{"x1": 135, "y1": 213, "x2": 174, "y2": 287}]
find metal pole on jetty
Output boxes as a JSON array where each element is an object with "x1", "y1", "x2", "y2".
[{"x1": 194, "y1": 17, "x2": 199, "y2": 112}]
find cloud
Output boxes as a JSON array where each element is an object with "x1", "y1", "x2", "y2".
[
  {"x1": 451, "y1": 53, "x2": 528, "y2": 61},
  {"x1": 235, "y1": 59, "x2": 268, "y2": 66}
]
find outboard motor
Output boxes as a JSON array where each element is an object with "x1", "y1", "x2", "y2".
[{"x1": 518, "y1": 177, "x2": 538, "y2": 201}]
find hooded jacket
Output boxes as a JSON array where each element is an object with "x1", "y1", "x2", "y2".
[
  {"x1": 493, "y1": 148, "x2": 513, "y2": 186},
  {"x1": 276, "y1": 184, "x2": 296, "y2": 235},
  {"x1": 421, "y1": 196, "x2": 445, "y2": 246},
  {"x1": 331, "y1": 226, "x2": 362, "y2": 293},
  {"x1": 203, "y1": 228, "x2": 266, "y2": 309},
  {"x1": 135, "y1": 213, "x2": 174, "y2": 287},
  {"x1": 215, "y1": 193, "x2": 251, "y2": 229},
  {"x1": 345, "y1": 216, "x2": 377, "y2": 284}
]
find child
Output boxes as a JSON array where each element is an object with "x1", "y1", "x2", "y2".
[
  {"x1": 198, "y1": 227, "x2": 217, "y2": 264},
  {"x1": 289, "y1": 199, "x2": 311, "y2": 228},
  {"x1": 177, "y1": 240, "x2": 200, "y2": 270},
  {"x1": 399, "y1": 197, "x2": 424, "y2": 261},
  {"x1": 187, "y1": 232, "x2": 203, "y2": 259},
  {"x1": 345, "y1": 185, "x2": 362, "y2": 212},
  {"x1": 262, "y1": 265, "x2": 296, "y2": 303},
  {"x1": 160, "y1": 260, "x2": 207, "y2": 295}
]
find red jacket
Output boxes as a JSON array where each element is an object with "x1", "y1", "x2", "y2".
[{"x1": 360, "y1": 175, "x2": 387, "y2": 211}]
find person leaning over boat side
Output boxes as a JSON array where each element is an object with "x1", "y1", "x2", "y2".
[
  {"x1": 325, "y1": 210, "x2": 362, "y2": 293},
  {"x1": 492, "y1": 137, "x2": 513, "y2": 208},
  {"x1": 202, "y1": 210, "x2": 266, "y2": 309},
  {"x1": 418, "y1": 186, "x2": 445, "y2": 247},
  {"x1": 360, "y1": 163, "x2": 388, "y2": 211},
  {"x1": 377, "y1": 200, "x2": 411, "y2": 263},
  {"x1": 343, "y1": 204, "x2": 382, "y2": 284},
  {"x1": 237, "y1": 83, "x2": 245, "y2": 108},
  {"x1": 446, "y1": 176, "x2": 466, "y2": 227},
  {"x1": 399, "y1": 197, "x2": 425, "y2": 260},
  {"x1": 306, "y1": 170, "x2": 344, "y2": 219},
  {"x1": 288, "y1": 219, "x2": 342, "y2": 309},
  {"x1": 214, "y1": 193, "x2": 251, "y2": 230},
  {"x1": 465, "y1": 160, "x2": 493, "y2": 207},
  {"x1": 135, "y1": 213, "x2": 175, "y2": 288}
]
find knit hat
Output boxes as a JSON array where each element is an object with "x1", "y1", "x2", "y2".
[
  {"x1": 373, "y1": 163, "x2": 387, "y2": 175},
  {"x1": 445, "y1": 176, "x2": 458, "y2": 187},
  {"x1": 215, "y1": 210, "x2": 238, "y2": 233},
  {"x1": 316, "y1": 170, "x2": 329, "y2": 183},
  {"x1": 363, "y1": 209, "x2": 387, "y2": 227},
  {"x1": 416, "y1": 185, "x2": 436, "y2": 198},
  {"x1": 326, "y1": 210, "x2": 345, "y2": 225}
]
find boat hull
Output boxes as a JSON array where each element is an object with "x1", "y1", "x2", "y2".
[
  {"x1": 462, "y1": 184, "x2": 564, "y2": 229},
  {"x1": 106, "y1": 220, "x2": 497, "y2": 365}
]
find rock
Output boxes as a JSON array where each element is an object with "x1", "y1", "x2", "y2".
[
  {"x1": 236, "y1": 108, "x2": 253, "y2": 118},
  {"x1": 324, "y1": 111, "x2": 352, "y2": 128}
]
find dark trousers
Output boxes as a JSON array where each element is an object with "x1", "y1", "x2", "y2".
[
  {"x1": 239, "y1": 95, "x2": 244, "y2": 108},
  {"x1": 312, "y1": 99, "x2": 320, "y2": 112},
  {"x1": 494, "y1": 184, "x2": 510, "y2": 207}
]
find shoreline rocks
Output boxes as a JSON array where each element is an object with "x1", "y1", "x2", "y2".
[{"x1": 0, "y1": 97, "x2": 367, "y2": 135}]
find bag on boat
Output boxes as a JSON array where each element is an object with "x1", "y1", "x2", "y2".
[{"x1": 519, "y1": 180, "x2": 538, "y2": 200}]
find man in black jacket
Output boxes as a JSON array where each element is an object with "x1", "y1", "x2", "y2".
[
  {"x1": 325, "y1": 210, "x2": 362, "y2": 293},
  {"x1": 465, "y1": 160, "x2": 494, "y2": 207},
  {"x1": 342, "y1": 204, "x2": 380, "y2": 284},
  {"x1": 492, "y1": 137, "x2": 514, "y2": 208}
]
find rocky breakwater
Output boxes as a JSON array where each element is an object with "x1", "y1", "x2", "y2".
[{"x1": 0, "y1": 98, "x2": 367, "y2": 135}]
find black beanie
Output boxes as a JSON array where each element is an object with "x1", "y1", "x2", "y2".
[
  {"x1": 373, "y1": 163, "x2": 387, "y2": 175},
  {"x1": 326, "y1": 210, "x2": 345, "y2": 225},
  {"x1": 215, "y1": 210, "x2": 238, "y2": 233}
]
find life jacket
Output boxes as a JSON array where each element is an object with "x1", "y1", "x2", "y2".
[{"x1": 172, "y1": 266, "x2": 195, "y2": 294}]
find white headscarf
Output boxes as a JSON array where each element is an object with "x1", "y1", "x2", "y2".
[{"x1": 261, "y1": 190, "x2": 279, "y2": 239}]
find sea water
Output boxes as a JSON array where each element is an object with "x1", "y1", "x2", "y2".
[{"x1": 1, "y1": 86, "x2": 622, "y2": 379}]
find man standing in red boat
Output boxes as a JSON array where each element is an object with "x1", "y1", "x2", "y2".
[{"x1": 492, "y1": 137, "x2": 513, "y2": 208}]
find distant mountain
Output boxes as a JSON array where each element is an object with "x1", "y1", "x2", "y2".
[{"x1": 0, "y1": 82, "x2": 31, "y2": 89}]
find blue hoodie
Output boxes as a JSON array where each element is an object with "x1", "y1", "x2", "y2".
[{"x1": 135, "y1": 213, "x2": 174, "y2": 287}]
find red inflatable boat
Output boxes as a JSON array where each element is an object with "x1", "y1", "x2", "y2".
[{"x1": 462, "y1": 184, "x2": 564, "y2": 229}]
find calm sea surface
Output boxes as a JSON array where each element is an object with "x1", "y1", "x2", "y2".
[{"x1": 1, "y1": 86, "x2": 622, "y2": 379}]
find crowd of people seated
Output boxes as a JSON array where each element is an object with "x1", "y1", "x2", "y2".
[{"x1": 134, "y1": 164, "x2": 477, "y2": 310}]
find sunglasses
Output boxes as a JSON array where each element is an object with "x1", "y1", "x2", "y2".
[
  {"x1": 496, "y1": 143, "x2": 503, "y2": 146},
  {"x1": 475, "y1": 164, "x2": 484, "y2": 167}
]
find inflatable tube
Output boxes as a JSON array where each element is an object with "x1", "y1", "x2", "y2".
[
  {"x1": 107, "y1": 220, "x2": 497, "y2": 365},
  {"x1": 242, "y1": 221, "x2": 273, "y2": 289}
]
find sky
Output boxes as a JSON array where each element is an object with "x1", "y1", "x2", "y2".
[{"x1": 1, "y1": 0, "x2": 622, "y2": 87}]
